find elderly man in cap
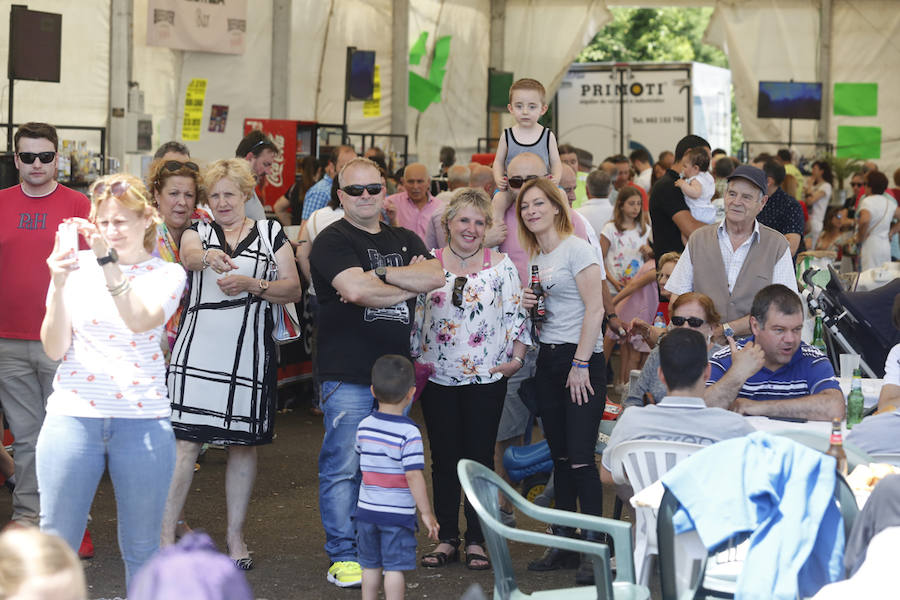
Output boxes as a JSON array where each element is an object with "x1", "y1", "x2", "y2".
[{"x1": 665, "y1": 164, "x2": 799, "y2": 344}]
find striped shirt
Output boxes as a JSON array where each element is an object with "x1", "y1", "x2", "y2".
[
  {"x1": 707, "y1": 337, "x2": 841, "y2": 401},
  {"x1": 355, "y1": 412, "x2": 425, "y2": 529},
  {"x1": 46, "y1": 253, "x2": 186, "y2": 419}
]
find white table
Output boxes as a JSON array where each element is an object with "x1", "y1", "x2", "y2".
[
  {"x1": 837, "y1": 377, "x2": 883, "y2": 410},
  {"x1": 747, "y1": 417, "x2": 872, "y2": 469}
]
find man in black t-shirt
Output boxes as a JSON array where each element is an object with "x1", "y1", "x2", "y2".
[
  {"x1": 649, "y1": 135, "x2": 710, "y2": 257},
  {"x1": 309, "y1": 157, "x2": 443, "y2": 588},
  {"x1": 757, "y1": 159, "x2": 805, "y2": 256}
]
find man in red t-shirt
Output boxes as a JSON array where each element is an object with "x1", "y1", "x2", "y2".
[{"x1": 0, "y1": 122, "x2": 90, "y2": 526}]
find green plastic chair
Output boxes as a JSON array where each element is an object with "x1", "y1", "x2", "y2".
[
  {"x1": 869, "y1": 452, "x2": 900, "y2": 466},
  {"x1": 456, "y1": 459, "x2": 650, "y2": 600},
  {"x1": 656, "y1": 474, "x2": 859, "y2": 600}
]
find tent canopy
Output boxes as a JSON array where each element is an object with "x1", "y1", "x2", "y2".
[{"x1": 3, "y1": 0, "x2": 898, "y2": 176}]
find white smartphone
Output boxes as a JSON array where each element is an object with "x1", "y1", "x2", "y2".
[{"x1": 57, "y1": 222, "x2": 79, "y2": 266}]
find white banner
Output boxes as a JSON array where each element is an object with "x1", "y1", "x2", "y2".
[{"x1": 147, "y1": 0, "x2": 247, "y2": 55}]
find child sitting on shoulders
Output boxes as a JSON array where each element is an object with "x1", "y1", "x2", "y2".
[
  {"x1": 355, "y1": 355, "x2": 439, "y2": 600},
  {"x1": 675, "y1": 146, "x2": 716, "y2": 225},
  {"x1": 491, "y1": 78, "x2": 563, "y2": 230}
]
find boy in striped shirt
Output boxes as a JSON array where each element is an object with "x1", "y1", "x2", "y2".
[{"x1": 355, "y1": 355, "x2": 438, "y2": 600}]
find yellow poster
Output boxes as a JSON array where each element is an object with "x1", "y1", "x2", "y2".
[
  {"x1": 363, "y1": 65, "x2": 381, "y2": 118},
  {"x1": 181, "y1": 78, "x2": 207, "y2": 141}
]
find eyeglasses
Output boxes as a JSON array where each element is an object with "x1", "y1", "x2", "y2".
[
  {"x1": 341, "y1": 183, "x2": 383, "y2": 196},
  {"x1": 850, "y1": 182, "x2": 864, "y2": 187},
  {"x1": 162, "y1": 160, "x2": 199, "y2": 173},
  {"x1": 508, "y1": 174, "x2": 543, "y2": 190},
  {"x1": 92, "y1": 179, "x2": 149, "y2": 204},
  {"x1": 17, "y1": 151, "x2": 56, "y2": 164},
  {"x1": 451, "y1": 276, "x2": 467, "y2": 308},
  {"x1": 670, "y1": 316, "x2": 706, "y2": 328}
]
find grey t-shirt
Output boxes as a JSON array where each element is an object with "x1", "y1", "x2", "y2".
[
  {"x1": 245, "y1": 189, "x2": 266, "y2": 221},
  {"x1": 846, "y1": 411, "x2": 900, "y2": 455},
  {"x1": 531, "y1": 235, "x2": 603, "y2": 352},
  {"x1": 600, "y1": 396, "x2": 755, "y2": 471}
]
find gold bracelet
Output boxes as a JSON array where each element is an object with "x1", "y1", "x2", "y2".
[
  {"x1": 107, "y1": 278, "x2": 128, "y2": 294},
  {"x1": 109, "y1": 279, "x2": 131, "y2": 297}
]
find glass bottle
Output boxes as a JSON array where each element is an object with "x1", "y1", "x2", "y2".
[
  {"x1": 826, "y1": 418, "x2": 848, "y2": 476},
  {"x1": 846, "y1": 368, "x2": 864, "y2": 428},
  {"x1": 812, "y1": 316, "x2": 827, "y2": 354},
  {"x1": 530, "y1": 265, "x2": 546, "y2": 323}
]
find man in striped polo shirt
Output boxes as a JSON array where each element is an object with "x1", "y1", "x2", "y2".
[{"x1": 704, "y1": 284, "x2": 844, "y2": 421}]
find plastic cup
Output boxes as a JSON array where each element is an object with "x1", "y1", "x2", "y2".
[{"x1": 840, "y1": 353, "x2": 860, "y2": 377}]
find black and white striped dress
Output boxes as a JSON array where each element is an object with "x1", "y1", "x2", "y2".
[{"x1": 167, "y1": 220, "x2": 285, "y2": 445}]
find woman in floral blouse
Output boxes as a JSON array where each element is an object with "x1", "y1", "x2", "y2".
[{"x1": 412, "y1": 188, "x2": 530, "y2": 571}]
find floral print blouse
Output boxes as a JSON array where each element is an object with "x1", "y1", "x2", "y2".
[{"x1": 411, "y1": 254, "x2": 531, "y2": 386}]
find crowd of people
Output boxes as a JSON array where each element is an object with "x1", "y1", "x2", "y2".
[{"x1": 0, "y1": 69, "x2": 898, "y2": 598}]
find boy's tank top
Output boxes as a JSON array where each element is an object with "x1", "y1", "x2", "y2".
[{"x1": 504, "y1": 126, "x2": 551, "y2": 171}]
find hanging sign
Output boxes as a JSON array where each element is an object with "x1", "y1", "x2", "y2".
[{"x1": 147, "y1": 0, "x2": 247, "y2": 55}]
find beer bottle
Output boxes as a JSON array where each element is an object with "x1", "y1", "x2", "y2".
[
  {"x1": 812, "y1": 316, "x2": 827, "y2": 353},
  {"x1": 847, "y1": 368, "x2": 864, "y2": 428},
  {"x1": 826, "y1": 418, "x2": 848, "y2": 476},
  {"x1": 530, "y1": 265, "x2": 546, "y2": 323}
]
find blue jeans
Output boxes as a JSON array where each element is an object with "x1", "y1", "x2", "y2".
[
  {"x1": 36, "y1": 415, "x2": 175, "y2": 584},
  {"x1": 318, "y1": 381, "x2": 375, "y2": 562}
]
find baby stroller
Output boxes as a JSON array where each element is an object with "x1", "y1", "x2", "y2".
[{"x1": 801, "y1": 264, "x2": 900, "y2": 378}]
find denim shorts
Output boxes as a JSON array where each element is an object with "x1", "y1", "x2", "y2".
[{"x1": 356, "y1": 520, "x2": 417, "y2": 571}]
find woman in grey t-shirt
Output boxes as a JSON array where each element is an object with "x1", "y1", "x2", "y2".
[{"x1": 516, "y1": 178, "x2": 608, "y2": 584}]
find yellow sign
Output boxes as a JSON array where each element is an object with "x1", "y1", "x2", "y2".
[
  {"x1": 363, "y1": 65, "x2": 381, "y2": 118},
  {"x1": 181, "y1": 78, "x2": 207, "y2": 141}
]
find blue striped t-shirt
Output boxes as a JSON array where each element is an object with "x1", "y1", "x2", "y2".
[
  {"x1": 707, "y1": 337, "x2": 840, "y2": 400},
  {"x1": 354, "y1": 411, "x2": 425, "y2": 529}
]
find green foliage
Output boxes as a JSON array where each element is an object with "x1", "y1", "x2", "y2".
[
  {"x1": 577, "y1": 7, "x2": 743, "y2": 154},
  {"x1": 577, "y1": 7, "x2": 725, "y2": 66}
]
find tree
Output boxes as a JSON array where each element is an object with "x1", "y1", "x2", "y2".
[{"x1": 576, "y1": 7, "x2": 743, "y2": 154}]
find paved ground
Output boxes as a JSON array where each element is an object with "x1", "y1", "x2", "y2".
[{"x1": 2, "y1": 384, "x2": 636, "y2": 599}]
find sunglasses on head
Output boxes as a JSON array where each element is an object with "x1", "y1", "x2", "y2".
[
  {"x1": 508, "y1": 174, "x2": 543, "y2": 190},
  {"x1": 451, "y1": 276, "x2": 467, "y2": 308},
  {"x1": 341, "y1": 183, "x2": 383, "y2": 196},
  {"x1": 92, "y1": 179, "x2": 148, "y2": 204},
  {"x1": 671, "y1": 316, "x2": 705, "y2": 328},
  {"x1": 163, "y1": 160, "x2": 200, "y2": 173},
  {"x1": 17, "y1": 151, "x2": 56, "y2": 164}
]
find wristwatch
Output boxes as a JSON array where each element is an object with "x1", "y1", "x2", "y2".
[
  {"x1": 258, "y1": 279, "x2": 270, "y2": 291},
  {"x1": 722, "y1": 322, "x2": 735, "y2": 338},
  {"x1": 96, "y1": 248, "x2": 118, "y2": 266},
  {"x1": 374, "y1": 265, "x2": 388, "y2": 283},
  {"x1": 607, "y1": 312, "x2": 618, "y2": 321}
]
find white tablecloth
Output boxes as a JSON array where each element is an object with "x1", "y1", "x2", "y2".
[{"x1": 838, "y1": 377, "x2": 883, "y2": 410}]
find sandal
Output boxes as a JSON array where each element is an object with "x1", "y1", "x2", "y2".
[
  {"x1": 421, "y1": 538, "x2": 460, "y2": 568},
  {"x1": 465, "y1": 543, "x2": 491, "y2": 571}
]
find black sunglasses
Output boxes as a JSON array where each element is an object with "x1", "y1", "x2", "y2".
[
  {"x1": 163, "y1": 160, "x2": 200, "y2": 173},
  {"x1": 508, "y1": 174, "x2": 542, "y2": 190},
  {"x1": 341, "y1": 183, "x2": 383, "y2": 196},
  {"x1": 671, "y1": 316, "x2": 705, "y2": 328},
  {"x1": 850, "y1": 182, "x2": 864, "y2": 187},
  {"x1": 451, "y1": 276, "x2": 467, "y2": 308},
  {"x1": 17, "y1": 151, "x2": 56, "y2": 164}
]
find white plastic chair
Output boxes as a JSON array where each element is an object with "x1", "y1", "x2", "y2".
[{"x1": 608, "y1": 439, "x2": 703, "y2": 586}]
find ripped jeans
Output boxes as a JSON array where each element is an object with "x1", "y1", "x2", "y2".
[{"x1": 318, "y1": 380, "x2": 375, "y2": 563}]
